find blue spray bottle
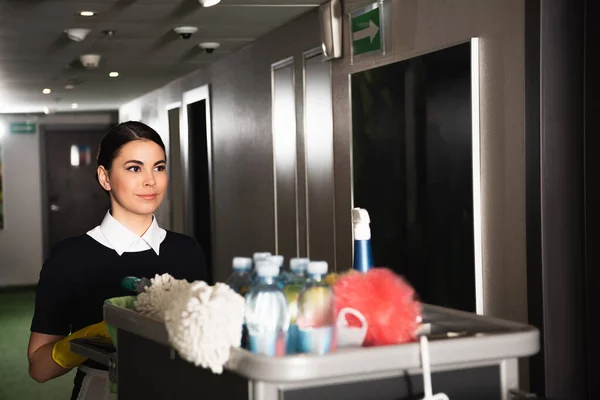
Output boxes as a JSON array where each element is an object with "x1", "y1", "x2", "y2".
[{"x1": 352, "y1": 208, "x2": 374, "y2": 273}]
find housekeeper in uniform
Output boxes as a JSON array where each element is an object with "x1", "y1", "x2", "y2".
[{"x1": 27, "y1": 121, "x2": 208, "y2": 400}]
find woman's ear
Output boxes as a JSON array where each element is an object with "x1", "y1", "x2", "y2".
[{"x1": 97, "y1": 166, "x2": 111, "y2": 191}]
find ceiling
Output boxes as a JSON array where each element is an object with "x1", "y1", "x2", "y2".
[{"x1": 0, "y1": 0, "x2": 321, "y2": 114}]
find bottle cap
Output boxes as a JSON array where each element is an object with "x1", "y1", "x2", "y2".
[
  {"x1": 266, "y1": 255, "x2": 284, "y2": 268},
  {"x1": 352, "y1": 208, "x2": 371, "y2": 240},
  {"x1": 232, "y1": 257, "x2": 252, "y2": 270},
  {"x1": 290, "y1": 257, "x2": 310, "y2": 272},
  {"x1": 256, "y1": 261, "x2": 280, "y2": 278},
  {"x1": 307, "y1": 261, "x2": 328, "y2": 275},
  {"x1": 352, "y1": 208, "x2": 370, "y2": 224},
  {"x1": 252, "y1": 252, "x2": 271, "y2": 263}
]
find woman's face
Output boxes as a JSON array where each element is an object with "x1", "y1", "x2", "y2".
[{"x1": 98, "y1": 139, "x2": 168, "y2": 217}]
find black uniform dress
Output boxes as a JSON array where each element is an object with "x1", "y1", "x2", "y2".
[{"x1": 30, "y1": 230, "x2": 208, "y2": 399}]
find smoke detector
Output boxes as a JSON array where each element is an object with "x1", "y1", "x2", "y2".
[
  {"x1": 65, "y1": 28, "x2": 92, "y2": 42},
  {"x1": 80, "y1": 54, "x2": 101, "y2": 68},
  {"x1": 199, "y1": 42, "x2": 220, "y2": 54},
  {"x1": 174, "y1": 26, "x2": 198, "y2": 39}
]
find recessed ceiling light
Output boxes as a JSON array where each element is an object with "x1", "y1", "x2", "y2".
[
  {"x1": 65, "y1": 84, "x2": 75, "y2": 90},
  {"x1": 199, "y1": 0, "x2": 221, "y2": 7},
  {"x1": 43, "y1": 107, "x2": 50, "y2": 114},
  {"x1": 80, "y1": 11, "x2": 96, "y2": 17},
  {"x1": 42, "y1": 88, "x2": 51, "y2": 94},
  {"x1": 109, "y1": 72, "x2": 119, "y2": 78},
  {"x1": 71, "y1": 103, "x2": 79, "y2": 109}
]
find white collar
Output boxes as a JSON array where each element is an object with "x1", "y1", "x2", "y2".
[{"x1": 98, "y1": 211, "x2": 165, "y2": 256}]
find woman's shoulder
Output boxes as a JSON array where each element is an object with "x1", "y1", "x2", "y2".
[
  {"x1": 163, "y1": 231, "x2": 201, "y2": 249},
  {"x1": 48, "y1": 234, "x2": 98, "y2": 259}
]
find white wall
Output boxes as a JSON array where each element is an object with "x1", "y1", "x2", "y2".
[
  {"x1": 0, "y1": 117, "x2": 43, "y2": 286},
  {"x1": 0, "y1": 112, "x2": 117, "y2": 287}
]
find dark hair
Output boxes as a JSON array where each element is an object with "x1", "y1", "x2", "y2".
[{"x1": 96, "y1": 121, "x2": 166, "y2": 191}]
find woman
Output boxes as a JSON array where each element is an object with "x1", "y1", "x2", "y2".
[{"x1": 27, "y1": 121, "x2": 207, "y2": 399}]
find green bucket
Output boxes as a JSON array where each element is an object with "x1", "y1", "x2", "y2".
[{"x1": 104, "y1": 295, "x2": 137, "y2": 348}]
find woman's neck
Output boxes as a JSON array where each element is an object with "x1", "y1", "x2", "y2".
[{"x1": 109, "y1": 205, "x2": 153, "y2": 237}]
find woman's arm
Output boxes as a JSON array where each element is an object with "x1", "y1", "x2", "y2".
[{"x1": 27, "y1": 332, "x2": 70, "y2": 383}]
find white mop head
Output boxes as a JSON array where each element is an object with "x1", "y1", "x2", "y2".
[
  {"x1": 134, "y1": 273, "x2": 192, "y2": 320},
  {"x1": 164, "y1": 281, "x2": 246, "y2": 374}
]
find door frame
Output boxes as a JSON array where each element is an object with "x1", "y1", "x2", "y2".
[
  {"x1": 180, "y1": 85, "x2": 215, "y2": 270},
  {"x1": 165, "y1": 102, "x2": 183, "y2": 233},
  {"x1": 39, "y1": 123, "x2": 112, "y2": 260}
]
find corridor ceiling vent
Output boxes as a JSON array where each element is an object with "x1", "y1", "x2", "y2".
[{"x1": 79, "y1": 54, "x2": 101, "y2": 69}]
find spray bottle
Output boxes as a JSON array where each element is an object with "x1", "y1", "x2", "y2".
[
  {"x1": 352, "y1": 208, "x2": 374, "y2": 273},
  {"x1": 121, "y1": 276, "x2": 151, "y2": 293}
]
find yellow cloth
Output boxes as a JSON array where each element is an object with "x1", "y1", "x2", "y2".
[{"x1": 51, "y1": 321, "x2": 110, "y2": 369}]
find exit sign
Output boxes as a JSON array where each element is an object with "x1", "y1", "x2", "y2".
[
  {"x1": 350, "y1": 3, "x2": 382, "y2": 57},
  {"x1": 10, "y1": 122, "x2": 36, "y2": 134}
]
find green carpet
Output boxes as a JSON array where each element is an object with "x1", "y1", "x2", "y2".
[{"x1": 0, "y1": 289, "x2": 75, "y2": 400}]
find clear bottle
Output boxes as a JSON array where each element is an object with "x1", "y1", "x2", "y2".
[
  {"x1": 251, "y1": 252, "x2": 272, "y2": 281},
  {"x1": 296, "y1": 261, "x2": 336, "y2": 355},
  {"x1": 226, "y1": 257, "x2": 253, "y2": 296},
  {"x1": 283, "y1": 257, "x2": 309, "y2": 354},
  {"x1": 244, "y1": 261, "x2": 290, "y2": 356},
  {"x1": 266, "y1": 254, "x2": 287, "y2": 288},
  {"x1": 288, "y1": 258, "x2": 309, "y2": 284}
]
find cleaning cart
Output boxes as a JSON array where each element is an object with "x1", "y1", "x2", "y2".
[{"x1": 71, "y1": 302, "x2": 539, "y2": 400}]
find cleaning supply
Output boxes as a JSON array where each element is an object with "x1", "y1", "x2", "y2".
[
  {"x1": 296, "y1": 261, "x2": 336, "y2": 355},
  {"x1": 134, "y1": 273, "x2": 192, "y2": 320},
  {"x1": 121, "y1": 276, "x2": 151, "y2": 293},
  {"x1": 336, "y1": 307, "x2": 368, "y2": 348},
  {"x1": 226, "y1": 257, "x2": 253, "y2": 295},
  {"x1": 283, "y1": 257, "x2": 309, "y2": 354},
  {"x1": 419, "y1": 335, "x2": 450, "y2": 400},
  {"x1": 352, "y1": 208, "x2": 374, "y2": 272},
  {"x1": 51, "y1": 321, "x2": 110, "y2": 369},
  {"x1": 332, "y1": 268, "x2": 421, "y2": 346},
  {"x1": 165, "y1": 280, "x2": 246, "y2": 374},
  {"x1": 244, "y1": 261, "x2": 290, "y2": 356}
]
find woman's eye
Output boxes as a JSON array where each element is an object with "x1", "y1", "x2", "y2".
[
  {"x1": 127, "y1": 166, "x2": 141, "y2": 172},
  {"x1": 155, "y1": 165, "x2": 166, "y2": 172}
]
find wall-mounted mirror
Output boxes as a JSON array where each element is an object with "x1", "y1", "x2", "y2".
[{"x1": 351, "y1": 41, "x2": 480, "y2": 312}]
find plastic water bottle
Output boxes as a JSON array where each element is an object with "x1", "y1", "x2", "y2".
[
  {"x1": 245, "y1": 261, "x2": 290, "y2": 356},
  {"x1": 251, "y1": 252, "x2": 271, "y2": 281},
  {"x1": 283, "y1": 258, "x2": 309, "y2": 354},
  {"x1": 288, "y1": 258, "x2": 309, "y2": 284},
  {"x1": 296, "y1": 261, "x2": 336, "y2": 355},
  {"x1": 266, "y1": 255, "x2": 287, "y2": 288},
  {"x1": 352, "y1": 208, "x2": 374, "y2": 273},
  {"x1": 226, "y1": 257, "x2": 253, "y2": 296}
]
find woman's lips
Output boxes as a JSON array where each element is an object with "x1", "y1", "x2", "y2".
[{"x1": 137, "y1": 194, "x2": 158, "y2": 200}]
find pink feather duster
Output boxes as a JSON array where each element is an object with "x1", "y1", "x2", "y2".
[{"x1": 332, "y1": 268, "x2": 422, "y2": 346}]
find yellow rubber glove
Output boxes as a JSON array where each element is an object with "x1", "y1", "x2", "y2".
[{"x1": 52, "y1": 321, "x2": 110, "y2": 369}]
